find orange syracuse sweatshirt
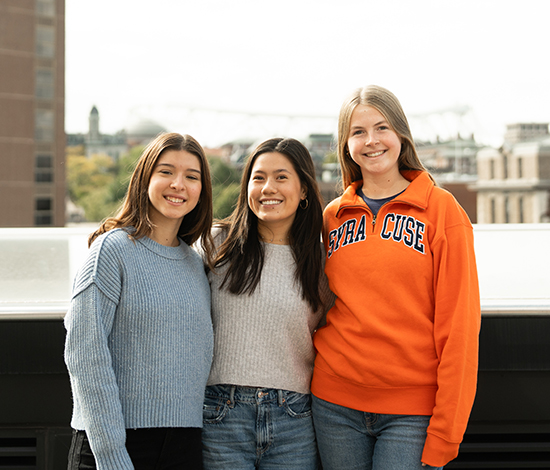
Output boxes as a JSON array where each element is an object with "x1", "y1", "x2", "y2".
[{"x1": 312, "y1": 170, "x2": 481, "y2": 467}]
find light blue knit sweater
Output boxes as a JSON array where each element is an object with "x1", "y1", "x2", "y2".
[{"x1": 64, "y1": 228, "x2": 213, "y2": 470}]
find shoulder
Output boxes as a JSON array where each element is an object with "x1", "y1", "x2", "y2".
[
  {"x1": 323, "y1": 196, "x2": 343, "y2": 218},
  {"x1": 428, "y1": 186, "x2": 472, "y2": 228},
  {"x1": 73, "y1": 229, "x2": 130, "y2": 298},
  {"x1": 91, "y1": 228, "x2": 134, "y2": 255},
  {"x1": 212, "y1": 225, "x2": 229, "y2": 246},
  {"x1": 186, "y1": 242, "x2": 206, "y2": 267}
]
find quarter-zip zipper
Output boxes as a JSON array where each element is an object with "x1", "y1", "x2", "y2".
[
  {"x1": 370, "y1": 198, "x2": 422, "y2": 233},
  {"x1": 341, "y1": 197, "x2": 424, "y2": 234}
]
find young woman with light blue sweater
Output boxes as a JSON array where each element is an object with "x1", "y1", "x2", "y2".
[{"x1": 64, "y1": 133, "x2": 215, "y2": 470}]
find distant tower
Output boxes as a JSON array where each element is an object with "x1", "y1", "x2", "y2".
[{"x1": 88, "y1": 105, "x2": 100, "y2": 143}]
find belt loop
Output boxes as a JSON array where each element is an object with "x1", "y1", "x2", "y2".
[
  {"x1": 229, "y1": 385, "x2": 236, "y2": 408},
  {"x1": 277, "y1": 389, "x2": 284, "y2": 407}
]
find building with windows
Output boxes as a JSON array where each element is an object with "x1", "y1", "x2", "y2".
[
  {"x1": 0, "y1": 0, "x2": 65, "y2": 227},
  {"x1": 475, "y1": 123, "x2": 550, "y2": 224},
  {"x1": 415, "y1": 135, "x2": 483, "y2": 223}
]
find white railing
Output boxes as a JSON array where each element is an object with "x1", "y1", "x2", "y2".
[{"x1": 0, "y1": 224, "x2": 549, "y2": 319}]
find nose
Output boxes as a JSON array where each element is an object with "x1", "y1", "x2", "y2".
[
  {"x1": 365, "y1": 132, "x2": 376, "y2": 146},
  {"x1": 170, "y1": 174, "x2": 185, "y2": 191},
  {"x1": 261, "y1": 177, "x2": 276, "y2": 194}
]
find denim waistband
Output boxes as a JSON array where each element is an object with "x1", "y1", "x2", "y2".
[{"x1": 206, "y1": 384, "x2": 300, "y2": 406}]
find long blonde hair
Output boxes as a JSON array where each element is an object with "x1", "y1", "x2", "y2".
[{"x1": 337, "y1": 85, "x2": 430, "y2": 190}]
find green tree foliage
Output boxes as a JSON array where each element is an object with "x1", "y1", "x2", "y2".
[
  {"x1": 66, "y1": 147, "x2": 143, "y2": 222},
  {"x1": 213, "y1": 183, "x2": 241, "y2": 220},
  {"x1": 209, "y1": 157, "x2": 242, "y2": 219},
  {"x1": 66, "y1": 148, "x2": 242, "y2": 223}
]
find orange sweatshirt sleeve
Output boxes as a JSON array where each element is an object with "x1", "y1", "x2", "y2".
[{"x1": 421, "y1": 217, "x2": 481, "y2": 467}]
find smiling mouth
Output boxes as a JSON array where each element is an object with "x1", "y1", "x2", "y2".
[
  {"x1": 366, "y1": 150, "x2": 385, "y2": 157},
  {"x1": 165, "y1": 196, "x2": 184, "y2": 203},
  {"x1": 261, "y1": 200, "x2": 282, "y2": 206}
]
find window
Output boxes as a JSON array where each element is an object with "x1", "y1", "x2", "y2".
[
  {"x1": 504, "y1": 196, "x2": 510, "y2": 224},
  {"x1": 35, "y1": 154, "x2": 53, "y2": 183},
  {"x1": 35, "y1": 109, "x2": 54, "y2": 142},
  {"x1": 490, "y1": 198, "x2": 496, "y2": 223},
  {"x1": 37, "y1": 0, "x2": 56, "y2": 17},
  {"x1": 490, "y1": 160, "x2": 495, "y2": 179},
  {"x1": 36, "y1": 25, "x2": 55, "y2": 58},
  {"x1": 519, "y1": 197, "x2": 524, "y2": 223},
  {"x1": 35, "y1": 68, "x2": 54, "y2": 100},
  {"x1": 503, "y1": 155, "x2": 508, "y2": 179},
  {"x1": 518, "y1": 157, "x2": 523, "y2": 179},
  {"x1": 35, "y1": 197, "x2": 53, "y2": 226}
]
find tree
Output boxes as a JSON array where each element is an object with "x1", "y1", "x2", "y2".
[
  {"x1": 66, "y1": 147, "x2": 143, "y2": 222},
  {"x1": 66, "y1": 148, "x2": 242, "y2": 222},
  {"x1": 208, "y1": 157, "x2": 242, "y2": 219}
]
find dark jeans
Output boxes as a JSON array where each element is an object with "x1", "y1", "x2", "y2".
[{"x1": 67, "y1": 427, "x2": 203, "y2": 470}]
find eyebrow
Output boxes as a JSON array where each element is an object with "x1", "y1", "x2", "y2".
[
  {"x1": 350, "y1": 120, "x2": 388, "y2": 129},
  {"x1": 252, "y1": 168, "x2": 291, "y2": 175},
  {"x1": 156, "y1": 162, "x2": 201, "y2": 174}
]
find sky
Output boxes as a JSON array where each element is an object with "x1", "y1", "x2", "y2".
[{"x1": 65, "y1": 0, "x2": 550, "y2": 148}]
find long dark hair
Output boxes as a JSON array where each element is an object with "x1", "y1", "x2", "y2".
[
  {"x1": 215, "y1": 137, "x2": 324, "y2": 311},
  {"x1": 89, "y1": 132, "x2": 215, "y2": 268}
]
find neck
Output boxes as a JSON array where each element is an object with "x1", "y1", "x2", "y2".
[
  {"x1": 361, "y1": 169, "x2": 410, "y2": 199},
  {"x1": 257, "y1": 221, "x2": 291, "y2": 245},
  {"x1": 149, "y1": 222, "x2": 180, "y2": 247}
]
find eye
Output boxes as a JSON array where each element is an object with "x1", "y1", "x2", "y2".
[
  {"x1": 377, "y1": 125, "x2": 389, "y2": 131},
  {"x1": 186, "y1": 174, "x2": 199, "y2": 181},
  {"x1": 351, "y1": 129, "x2": 364, "y2": 136},
  {"x1": 159, "y1": 169, "x2": 172, "y2": 175}
]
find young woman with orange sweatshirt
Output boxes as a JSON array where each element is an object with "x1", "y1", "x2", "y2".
[{"x1": 311, "y1": 85, "x2": 481, "y2": 469}]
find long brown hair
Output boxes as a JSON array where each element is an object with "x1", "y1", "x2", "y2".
[
  {"x1": 215, "y1": 137, "x2": 324, "y2": 311},
  {"x1": 337, "y1": 85, "x2": 431, "y2": 190},
  {"x1": 88, "y1": 132, "x2": 214, "y2": 268}
]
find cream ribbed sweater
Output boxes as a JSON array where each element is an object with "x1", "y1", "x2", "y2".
[{"x1": 207, "y1": 237, "x2": 332, "y2": 394}]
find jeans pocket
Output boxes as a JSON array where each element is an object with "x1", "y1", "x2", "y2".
[
  {"x1": 203, "y1": 394, "x2": 229, "y2": 424},
  {"x1": 282, "y1": 392, "x2": 312, "y2": 418}
]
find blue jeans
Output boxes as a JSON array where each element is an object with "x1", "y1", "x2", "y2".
[
  {"x1": 202, "y1": 385, "x2": 319, "y2": 470},
  {"x1": 312, "y1": 395, "x2": 443, "y2": 470}
]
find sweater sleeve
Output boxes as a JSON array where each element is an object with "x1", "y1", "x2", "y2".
[
  {"x1": 422, "y1": 219, "x2": 481, "y2": 467},
  {"x1": 64, "y1": 237, "x2": 134, "y2": 470}
]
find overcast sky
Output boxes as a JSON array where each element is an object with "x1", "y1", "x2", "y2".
[{"x1": 65, "y1": 0, "x2": 550, "y2": 147}]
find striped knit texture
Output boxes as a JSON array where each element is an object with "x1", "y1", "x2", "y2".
[{"x1": 64, "y1": 229, "x2": 213, "y2": 470}]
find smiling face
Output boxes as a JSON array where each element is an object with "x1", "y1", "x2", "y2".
[
  {"x1": 247, "y1": 151, "x2": 306, "y2": 238},
  {"x1": 347, "y1": 104, "x2": 403, "y2": 182},
  {"x1": 147, "y1": 149, "x2": 202, "y2": 230}
]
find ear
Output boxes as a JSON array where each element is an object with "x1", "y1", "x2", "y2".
[{"x1": 301, "y1": 184, "x2": 307, "y2": 200}]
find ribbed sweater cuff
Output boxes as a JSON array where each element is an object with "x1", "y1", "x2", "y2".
[
  {"x1": 95, "y1": 448, "x2": 134, "y2": 470},
  {"x1": 421, "y1": 433, "x2": 460, "y2": 467}
]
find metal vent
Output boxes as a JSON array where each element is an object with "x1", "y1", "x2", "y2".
[
  {"x1": 0, "y1": 437, "x2": 37, "y2": 469},
  {"x1": 448, "y1": 433, "x2": 550, "y2": 469}
]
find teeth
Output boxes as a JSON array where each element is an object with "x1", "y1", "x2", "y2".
[
  {"x1": 367, "y1": 151, "x2": 385, "y2": 157},
  {"x1": 261, "y1": 200, "x2": 281, "y2": 205},
  {"x1": 166, "y1": 196, "x2": 184, "y2": 203}
]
